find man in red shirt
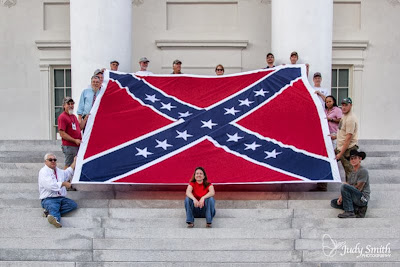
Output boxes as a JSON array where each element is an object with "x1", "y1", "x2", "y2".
[{"x1": 58, "y1": 97, "x2": 82, "y2": 168}]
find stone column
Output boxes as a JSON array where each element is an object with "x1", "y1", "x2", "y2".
[
  {"x1": 271, "y1": 0, "x2": 333, "y2": 90},
  {"x1": 70, "y1": 0, "x2": 132, "y2": 103}
]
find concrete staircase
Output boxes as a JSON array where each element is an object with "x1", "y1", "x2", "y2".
[{"x1": 0, "y1": 140, "x2": 399, "y2": 266}]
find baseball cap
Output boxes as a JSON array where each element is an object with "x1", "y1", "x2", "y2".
[
  {"x1": 139, "y1": 57, "x2": 149, "y2": 63},
  {"x1": 110, "y1": 60, "x2": 119, "y2": 65},
  {"x1": 313, "y1": 72, "x2": 322, "y2": 78},
  {"x1": 290, "y1": 51, "x2": 298, "y2": 56},
  {"x1": 93, "y1": 69, "x2": 103, "y2": 75},
  {"x1": 63, "y1": 97, "x2": 74, "y2": 104},
  {"x1": 173, "y1": 59, "x2": 182, "y2": 65},
  {"x1": 341, "y1": 97, "x2": 353, "y2": 104}
]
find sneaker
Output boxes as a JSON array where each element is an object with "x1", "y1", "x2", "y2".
[
  {"x1": 338, "y1": 211, "x2": 356, "y2": 218},
  {"x1": 206, "y1": 223, "x2": 212, "y2": 228},
  {"x1": 187, "y1": 223, "x2": 194, "y2": 228},
  {"x1": 42, "y1": 209, "x2": 49, "y2": 218},
  {"x1": 48, "y1": 215, "x2": 62, "y2": 228},
  {"x1": 355, "y1": 206, "x2": 368, "y2": 218}
]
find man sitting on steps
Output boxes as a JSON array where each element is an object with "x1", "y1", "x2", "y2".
[
  {"x1": 38, "y1": 153, "x2": 78, "y2": 228},
  {"x1": 330, "y1": 149, "x2": 370, "y2": 218}
]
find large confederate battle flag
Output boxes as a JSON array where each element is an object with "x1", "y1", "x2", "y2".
[{"x1": 72, "y1": 65, "x2": 340, "y2": 184}]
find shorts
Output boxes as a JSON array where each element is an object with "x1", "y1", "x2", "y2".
[{"x1": 61, "y1": 145, "x2": 79, "y2": 166}]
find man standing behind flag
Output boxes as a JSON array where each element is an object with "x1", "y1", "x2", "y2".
[
  {"x1": 171, "y1": 59, "x2": 183, "y2": 74},
  {"x1": 334, "y1": 98, "x2": 359, "y2": 181},
  {"x1": 312, "y1": 72, "x2": 328, "y2": 107},
  {"x1": 110, "y1": 60, "x2": 119, "y2": 71},
  {"x1": 135, "y1": 57, "x2": 153, "y2": 76},
  {"x1": 265, "y1": 53, "x2": 275, "y2": 69},
  {"x1": 58, "y1": 97, "x2": 81, "y2": 168},
  {"x1": 77, "y1": 76, "x2": 101, "y2": 130},
  {"x1": 288, "y1": 51, "x2": 309, "y2": 76}
]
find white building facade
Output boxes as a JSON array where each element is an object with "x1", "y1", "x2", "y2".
[{"x1": 0, "y1": 0, "x2": 399, "y2": 140}]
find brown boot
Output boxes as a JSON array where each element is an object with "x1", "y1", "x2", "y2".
[{"x1": 355, "y1": 206, "x2": 368, "y2": 218}]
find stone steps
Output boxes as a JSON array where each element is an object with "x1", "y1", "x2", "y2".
[
  {"x1": 0, "y1": 262, "x2": 398, "y2": 267},
  {"x1": 0, "y1": 140, "x2": 399, "y2": 265},
  {"x1": 3, "y1": 215, "x2": 400, "y2": 231},
  {"x1": 0, "y1": 189, "x2": 397, "y2": 208}
]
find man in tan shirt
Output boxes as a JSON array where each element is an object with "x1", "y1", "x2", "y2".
[{"x1": 334, "y1": 97, "x2": 359, "y2": 181}]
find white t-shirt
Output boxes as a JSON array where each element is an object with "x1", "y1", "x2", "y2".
[
  {"x1": 135, "y1": 70, "x2": 153, "y2": 76},
  {"x1": 314, "y1": 87, "x2": 328, "y2": 107}
]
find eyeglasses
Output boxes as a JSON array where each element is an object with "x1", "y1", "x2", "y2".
[
  {"x1": 216, "y1": 69, "x2": 224, "y2": 71},
  {"x1": 47, "y1": 158, "x2": 57, "y2": 162}
]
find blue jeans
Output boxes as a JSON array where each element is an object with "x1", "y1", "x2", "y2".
[
  {"x1": 41, "y1": 197, "x2": 77, "y2": 221},
  {"x1": 331, "y1": 184, "x2": 367, "y2": 212},
  {"x1": 185, "y1": 196, "x2": 216, "y2": 224}
]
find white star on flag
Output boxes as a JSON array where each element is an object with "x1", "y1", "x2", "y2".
[
  {"x1": 254, "y1": 88, "x2": 269, "y2": 97},
  {"x1": 224, "y1": 107, "x2": 240, "y2": 116},
  {"x1": 238, "y1": 98, "x2": 254, "y2": 107},
  {"x1": 144, "y1": 94, "x2": 160, "y2": 103},
  {"x1": 178, "y1": 111, "x2": 192, "y2": 118},
  {"x1": 176, "y1": 130, "x2": 193, "y2": 141},
  {"x1": 244, "y1": 141, "x2": 261, "y2": 151},
  {"x1": 160, "y1": 102, "x2": 177, "y2": 111},
  {"x1": 201, "y1": 119, "x2": 218, "y2": 129},
  {"x1": 227, "y1": 133, "x2": 244, "y2": 142},
  {"x1": 264, "y1": 149, "x2": 282, "y2": 159},
  {"x1": 135, "y1": 147, "x2": 153, "y2": 158},
  {"x1": 155, "y1": 139, "x2": 173, "y2": 150}
]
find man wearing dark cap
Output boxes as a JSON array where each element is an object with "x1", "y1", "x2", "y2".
[
  {"x1": 333, "y1": 97, "x2": 359, "y2": 181},
  {"x1": 172, "y1": 59, "x2": 183, "y2": 74},
  {"x1": 110, "y1": 60, "x2": 119, "y2": 71},
  {"x1": 57, "y1": 97, "x2": 82, "y2": 168},
  {"x1": 265, "y1": 53, "x2": 275, "y2": 69},
  {"x1": 290, "y1": 51, "x2": 298, "y2": 64},
  {"x1": 289, "y1": 51, "x2": 309, "y2": 75},
  {"x1": 331, "y1": 149, "x2": 370, "y2": 218},
  {"x1": 135, "y1": 57, "x2": 153, "y2": 76}
]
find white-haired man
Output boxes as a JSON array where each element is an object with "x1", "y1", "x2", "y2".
[
  {"x1": 39, "y1": 153, "x2": 77, "y2": 228},
  {"x1": 135, "y1": 57, "x2": 153, "y2": 76}
]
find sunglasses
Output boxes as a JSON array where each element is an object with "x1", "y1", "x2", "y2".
[
  {"x1": 216, "y1": 69, "x2": 224, "y2": 71},
  {"x1": 47, "y1": 158, "x2": 57, "y2": 162}
]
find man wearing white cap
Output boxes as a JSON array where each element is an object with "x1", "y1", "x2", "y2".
[
  {"x1": 313, "y1": 72, "x2": 328, "y2": 107},
  {"x1": 135, "y1": 57, "x2": 153, "y2": 76}
]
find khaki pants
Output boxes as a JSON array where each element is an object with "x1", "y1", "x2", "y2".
[{"x1": 335, "y1": 145, "x2": 359, "y2": 182}]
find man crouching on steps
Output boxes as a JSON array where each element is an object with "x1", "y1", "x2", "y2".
[
  {"x1": 331, "y1": 149, "x2": 370, "y2": 218},
  {"x1": 39, "y1": 153, "x2": 78, "y2": 228}
]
